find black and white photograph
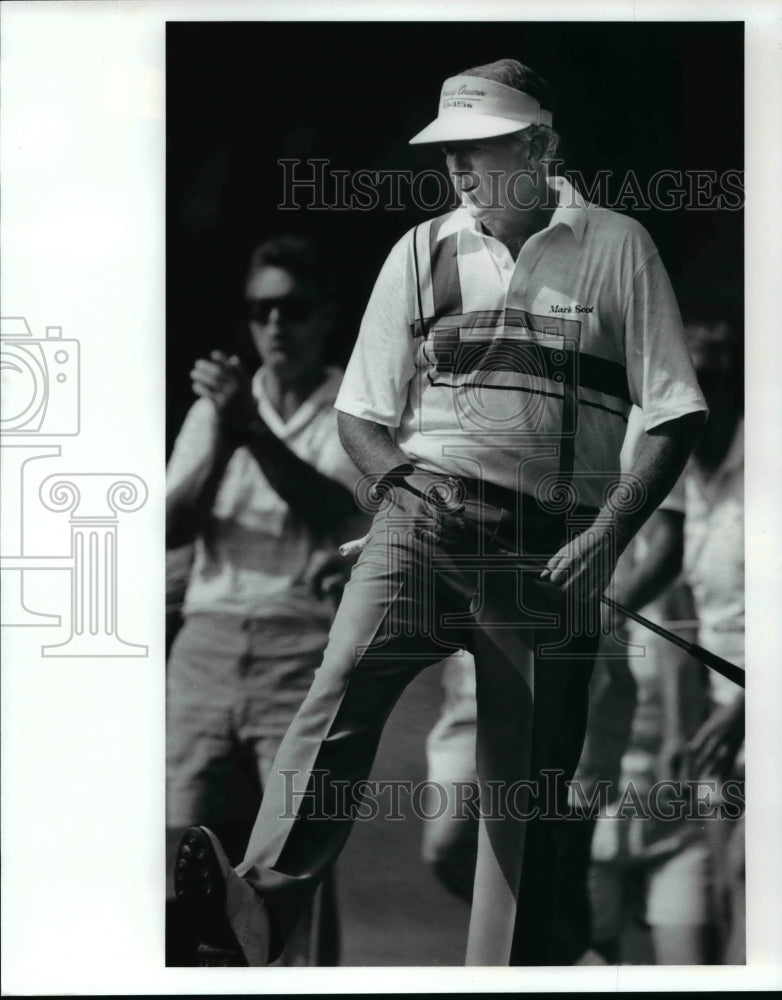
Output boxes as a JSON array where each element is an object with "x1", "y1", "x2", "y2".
[
  {"x1": 165, "y1": 18, "x2": 747, "y2": 970},
  {"x1": 2, "y1": 1, "x2": 781, "y2": 994}
]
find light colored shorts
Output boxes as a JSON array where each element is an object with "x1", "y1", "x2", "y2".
[
  {"x1": 590, "y1": 839, "x2": 712, "y2": 941},
  {"x1": 167, "y1": 612, "x2": 326, "y2": 827}
]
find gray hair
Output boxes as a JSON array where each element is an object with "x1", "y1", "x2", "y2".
[
  {"x1": 246, "y1": 235, "x2": 335, "y2": 299},
  {"x1": 460, "y1": 57, "x2": 560, "y2": 166},
  {"x1": 511, "y1": 124, "x2": 560, "y2": 167}
]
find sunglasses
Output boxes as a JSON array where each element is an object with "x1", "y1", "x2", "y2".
[{"x1": 246, "y1": 296, "x2": 317, "y2": 324}]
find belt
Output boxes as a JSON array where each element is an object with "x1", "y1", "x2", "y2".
[{"x1": 459, "y1": 476, "x2": 599, "y2": 522}]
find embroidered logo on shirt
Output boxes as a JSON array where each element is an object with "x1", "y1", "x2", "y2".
[{"x1": 550, "y1": 304, "x2": 594, "y2": 314}]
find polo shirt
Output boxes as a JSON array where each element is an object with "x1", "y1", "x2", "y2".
[
  {"x1": 336, "y1": 177, "x2": 707, "y2": 510},
  {"x1": 167, "y1": 366, "x2": 362, "y2": 625}
]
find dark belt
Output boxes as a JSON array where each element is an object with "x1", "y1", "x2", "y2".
[
  {"x1": 459, "y1": 476, "x2": 599, "y2": 523},
  {"x1": 457, "y1": 478, "x2": 599, "y2": 557}
]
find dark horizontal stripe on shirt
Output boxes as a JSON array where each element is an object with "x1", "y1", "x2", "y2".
[
  {"x1": 425, "y1": 331, "x2": 632, "y2": 405},
  {"x1": 426, "y1": 377, "x2": 629, "y2": 421},
  {"x1": 579, "y1": 398, "x2": 630, "y2": 421}
]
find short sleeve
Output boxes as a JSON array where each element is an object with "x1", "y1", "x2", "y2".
[
  {"x1": 624, "y1": 251, "x2": 708, "y2": 430},
  {"x1": 334, "y1": 230, "x2": 417, "y2": 427}
]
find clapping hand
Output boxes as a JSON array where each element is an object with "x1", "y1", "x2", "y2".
[{"x1": 191, "y1": 351, "x2": 258, "y2": 436}]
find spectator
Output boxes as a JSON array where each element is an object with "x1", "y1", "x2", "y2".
[
  {"x1": 590, "y1": 307, "x2": 745, "y2": 964},
  {"x1": 166, "y1": 236, "x2": 364, "y2": 965}
]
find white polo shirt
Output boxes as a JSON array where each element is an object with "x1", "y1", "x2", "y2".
[
  {"x1": 336, "y1": 177, "x2": 707, "y2": 510},
  {"x1": 167, "y1": 366, "x2": 362, "y2": 623}
]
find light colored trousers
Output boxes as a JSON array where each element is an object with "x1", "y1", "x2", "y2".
[{"x1": 236, "y1": 492, "x2": 600, "y2": 965}]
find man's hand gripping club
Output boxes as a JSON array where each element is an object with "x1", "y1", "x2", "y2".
[{"x1": 339, "y1": 463, "x2": 470, "y2": 556}]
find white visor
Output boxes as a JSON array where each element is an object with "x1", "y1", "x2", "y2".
[{"x1": 409, "y1": 74, "x2": 552, "y2": 145}]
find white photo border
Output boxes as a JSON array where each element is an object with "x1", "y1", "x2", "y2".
[{"x1": 1, "y1": 0, "x2": 779, "y2": 993}]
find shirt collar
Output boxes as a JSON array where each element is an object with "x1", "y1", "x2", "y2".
[
  {"x1": 251, "y1": 365, "x2": 342, "y2": 438},
  {"x1": 547, "y1": 175, "x2": 588, "y2": 243},
  {"x1": 436, "y1": 174, "x2": 588, "y2": 244}
]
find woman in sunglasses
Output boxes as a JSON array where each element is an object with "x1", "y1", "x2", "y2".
[{"x1": 165, "y1": 236, "x2": 364, "y2": 966}]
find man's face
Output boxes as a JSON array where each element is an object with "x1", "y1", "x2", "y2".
[
  {"x1": 441, "y1": 133, "x2": 536, "y2": 222},
  {"x1": 245, "y1": 266, "x2": 329, "y2": 383}
]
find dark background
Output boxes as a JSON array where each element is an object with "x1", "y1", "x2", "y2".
[{"x1": 167, "y1": 20, "x2": 743, "y2": 453}]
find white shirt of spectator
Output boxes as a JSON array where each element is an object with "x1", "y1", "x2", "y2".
[{"x1": 167, "y1": 365, "x2": 361, "y2": 623}]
